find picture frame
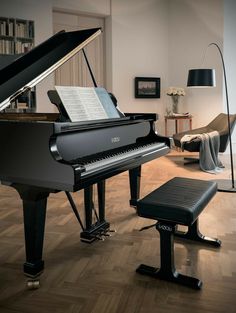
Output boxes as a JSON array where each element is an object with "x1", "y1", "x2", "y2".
[{"x1": 134, "y1": 77, "x2": 160, "y2": 98}]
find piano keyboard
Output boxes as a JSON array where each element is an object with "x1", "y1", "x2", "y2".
[{"x1": 79, "y1": 142, "x2": 166, "y2": 175}]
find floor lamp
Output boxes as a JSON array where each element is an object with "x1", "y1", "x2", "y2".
[{"x1": 187, "y1": 42, "x2": 236, "y2": 193}]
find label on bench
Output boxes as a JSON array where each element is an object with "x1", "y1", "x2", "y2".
[{"x1": 157, "y1": 224, "x2": 173, "y2": 232}]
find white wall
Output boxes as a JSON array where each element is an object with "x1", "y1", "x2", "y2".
[
  {"x1": 110, "y1": 0, "x2": 169, "y2": 134},
  {"x1": 52, "y1": 0, "x2": 110, "y2": 16},
  {"x1": 168, "y1": 0, "x2": 223, "y2": 130},
  {"x1": 109, "y1": 0, "x2": 224, "y2": 135}
]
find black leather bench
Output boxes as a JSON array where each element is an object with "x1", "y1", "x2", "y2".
[{"x1": 136, "y1": 177, "x2": 221, "y2": 289}]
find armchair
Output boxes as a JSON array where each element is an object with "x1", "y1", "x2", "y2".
[{"x1": 173, "y1": 113, "x2": 236, "y2": 155}]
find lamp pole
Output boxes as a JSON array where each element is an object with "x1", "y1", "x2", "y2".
[
  {"x1": 209, "y1": 43, "x2": 235, "y2": 191},
  {"x1": 187, "y1": 43, "x2": 236, "y2": 192}
]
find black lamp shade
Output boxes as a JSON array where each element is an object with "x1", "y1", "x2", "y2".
[{"x1": 187, "y1": 69, "x2": 216, "y2": 87}]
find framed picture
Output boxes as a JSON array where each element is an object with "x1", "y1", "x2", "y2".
[{"x1": 134, "y1": 77, "x2": 160, "y2": 98}]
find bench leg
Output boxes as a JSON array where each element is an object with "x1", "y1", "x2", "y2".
[
  {"x1": 136, "y1": 222, "x2": 202, "y2": 290},
  {"x1": 175, "y1": 219, "x2": 221, "y2": 247}
]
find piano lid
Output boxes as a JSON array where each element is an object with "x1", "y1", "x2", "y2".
[{"x1": 0, "y1": 28, "x2": 101, "y2": 112}]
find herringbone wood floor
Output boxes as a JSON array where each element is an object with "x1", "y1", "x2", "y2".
[{"x1": 0, "y1": 153, "x2": 236, "y2": 313}]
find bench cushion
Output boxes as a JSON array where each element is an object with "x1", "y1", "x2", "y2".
[{"x1": 137, "y1": 177, "x2": 217, "y2": 225}]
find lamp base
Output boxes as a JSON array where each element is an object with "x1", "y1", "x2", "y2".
[{"x1": 213, "y1": 179, "x2": 236, "y2": 193}]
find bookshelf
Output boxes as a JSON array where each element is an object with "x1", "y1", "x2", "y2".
[
  {"x1": 0, "y1": 17, "x2": 34, "y2": 54},
  {"x1": 0, "y1": 16, "x2": 35, "y2": 112}
]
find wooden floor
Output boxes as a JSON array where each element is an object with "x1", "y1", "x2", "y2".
[{"x1": 0, "y1": 152, "x2": 236, "y2": 313}]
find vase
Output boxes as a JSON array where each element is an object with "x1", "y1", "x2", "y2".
[{"x1": 171, "y1": 95, "x2": 179, "y2": 114}]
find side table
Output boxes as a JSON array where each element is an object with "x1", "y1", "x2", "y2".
[{"x1": 165, "y1": 115, "x2": 193, "y2": 136}]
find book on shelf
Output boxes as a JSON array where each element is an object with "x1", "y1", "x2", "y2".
[
  {"x1": 55, "y1": 86, "x2": 120, "y2": 122},
  {"x1": 0, "y1": 39, "x2": 14, "y2": 54},
  {"x1": 0, "y1": 20, "x2": 7, "y2": 36},
  {"x1": 17, "y1": 102, "x2": 28, "y2": 109}
]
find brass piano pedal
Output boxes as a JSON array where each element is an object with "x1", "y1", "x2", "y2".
[
  {"x1": 101, "y1": 229, "x2": 116, "y2": 237},
  {"x1": 26, "y1": 279, "x2": 40, "y2": 290},
  {"x1": 101, "y1": 232, "x2": 111, "y2": 237},
  {"x1": 94, "y1": 235, "x2": 105, "y2": 241}
]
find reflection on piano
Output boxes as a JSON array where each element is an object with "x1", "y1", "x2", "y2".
[{"x1": 0, "y1": 28, "x2": 170, "y2": 284}]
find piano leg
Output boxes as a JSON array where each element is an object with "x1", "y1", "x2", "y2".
[
  {"x1": 12, "y1": 184, "x2": 50, "y2": 282},
  {"x1": 97, "y1": 180, "x2": 106, "y2": 221},
  {"x1": 84, "y1": 184, "x2": 93, "y2": 231},
  {"x1": 129, "y1": 165, "x2": 141, "y2": 207},
  {"x1": 80, "y1": 181, "x2": 110, "y2": 243}
]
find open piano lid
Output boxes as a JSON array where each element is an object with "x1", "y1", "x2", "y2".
[{"x1": 0, "y1": 28, "x2": 102, "y2": 112}]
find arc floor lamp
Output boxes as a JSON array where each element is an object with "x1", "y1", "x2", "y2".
[{"x1": 187, "y1": 43, "x2": 236, "y2": 193}]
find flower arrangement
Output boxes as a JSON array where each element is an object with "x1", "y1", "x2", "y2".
[
  {"x1": 166, "y1": 86, "x2": 186, "y2": 96},
  {"x1": 166, "y1": 86, "x2": 185, "y2": 114}
]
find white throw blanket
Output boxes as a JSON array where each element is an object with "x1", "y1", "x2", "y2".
[{"x1": 180, "y1": 131, "x2": 224, "y2": 174}]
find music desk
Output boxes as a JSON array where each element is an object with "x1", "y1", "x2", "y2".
[{"x1": 165, "y1": 115, "x2": 192, "y2": 136}]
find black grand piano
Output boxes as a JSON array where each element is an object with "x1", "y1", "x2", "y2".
[{"x1": 0, "y1": 28, "x2": 170, "y2": 284}]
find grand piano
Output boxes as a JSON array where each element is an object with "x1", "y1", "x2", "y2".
[{"x1": 0, "y1": 28, "x2": 170, "y2": 284}]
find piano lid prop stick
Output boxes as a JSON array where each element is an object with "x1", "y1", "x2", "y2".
[
  {"x1": 65, "y1": 191, "x2": 85, "y2": 231},
  {"x1": 82, "y1": 48, "x2": 98, "y2": 87}
]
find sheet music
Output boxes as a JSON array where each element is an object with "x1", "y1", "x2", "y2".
[{"x1": 55, "y1": 86, "x2": 120, "y2": 122}]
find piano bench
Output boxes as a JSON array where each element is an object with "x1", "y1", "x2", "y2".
[{"x1": 136, "y1": 177, "x2": 221, "y2": 289}]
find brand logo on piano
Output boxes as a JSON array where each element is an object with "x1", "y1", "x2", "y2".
[{"x1": 111, "y1": 136, "x2": 120, "y2": 143}]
